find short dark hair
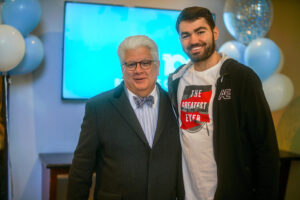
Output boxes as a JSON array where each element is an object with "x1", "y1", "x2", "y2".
[{"x1": 176, "y1": 6, "x2": 215, "y2": 33}]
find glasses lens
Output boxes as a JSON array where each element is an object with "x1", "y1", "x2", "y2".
[
  {"x1": 126, "y1": 62, "x2": 137, "y2": 70},
  {"x1": 140, "y1": 60, "x2": 152, "y2": 69},
  {"x1": 124, "y1": 60, "x2": 155, "y2": 71}
]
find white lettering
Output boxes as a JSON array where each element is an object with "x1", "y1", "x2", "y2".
[
  {"x1": 114, "y1": 78, "x2": 122, "y2": 87},
  {"x1": 185, "y1": 113, "x2": 201, "y2": 122},
  {"x1": 162, "y1": 53, "x2": 189, "y2": 75},
  {"x1": 181, "y1": 101, "x2": 208, "y2": 110},
  {"x1": 191, "y1": 89, "x2": 202, "y2": 98}
]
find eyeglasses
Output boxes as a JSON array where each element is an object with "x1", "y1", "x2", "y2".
[{"x1": 122, "y1": 60, "x2": 157, "y2": 71}]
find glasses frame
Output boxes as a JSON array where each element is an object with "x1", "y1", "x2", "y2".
[{"x1": 122, "y1": 59, "x2": 157, "y2": 71}]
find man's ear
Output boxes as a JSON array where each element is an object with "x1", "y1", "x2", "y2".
[
  {"x1": 213, "y1": 26, "x2": 219, "y2": 41},
  {"x1": 156, "y1": 61, "x2": 160, "y2": 76}
]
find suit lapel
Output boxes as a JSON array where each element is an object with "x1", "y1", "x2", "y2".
[
  {"x1": 109, "y1": 83, "x2": 149, "y2": 147},
  {"x1": 152, "y1": 86, "x2": 170, "y2": 147}
]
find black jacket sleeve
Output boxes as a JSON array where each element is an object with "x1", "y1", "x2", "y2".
[
  {"x1": 67, "y1": 102, "x2": 99, "y2": 200},
  {"x1": 244, "y1": 71, "x2": 280, "y2": 200}
]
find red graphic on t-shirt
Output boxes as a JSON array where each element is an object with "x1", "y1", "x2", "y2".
[{"x1": 180, "y1": 85, "x2": 212, "y2": 132}]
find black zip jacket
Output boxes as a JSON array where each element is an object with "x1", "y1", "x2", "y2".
[{"x1": 168, "y1": 58, "x2": 280, "y2": 200}]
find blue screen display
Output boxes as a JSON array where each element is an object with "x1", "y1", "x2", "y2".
[{"x1": 63, "y1": 2, "x2": 189, "y2": 99}]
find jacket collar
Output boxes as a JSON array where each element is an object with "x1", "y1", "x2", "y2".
[
  {"x1": 170, "y1": 53, "x2": 232, "y2": 81},
  {"x1": 111, "y1": 82, "x2": 149, "y2": 146},
  {"x1": 111, "y1": 82, "x2": 168, "y2": 148}
]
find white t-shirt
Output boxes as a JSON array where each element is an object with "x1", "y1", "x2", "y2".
[{"x1": 177, "y1": 54, "x2": 228, "y2": 200}]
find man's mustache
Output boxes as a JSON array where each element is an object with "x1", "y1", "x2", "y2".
[{"x1": 187, "y1": 43, "x2": 206, "y2": 51}]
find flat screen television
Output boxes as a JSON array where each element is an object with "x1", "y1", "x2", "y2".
[{"x1": 62, "y1": 1, "x2": 189, "y2": 99}]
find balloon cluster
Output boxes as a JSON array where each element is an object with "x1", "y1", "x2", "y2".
[
  {"x1": 220, "y1": 0, "x2": 294, "y2": 111},
  {"x1": 0, "y1": 0, "x2": 44, "y2": 75}
]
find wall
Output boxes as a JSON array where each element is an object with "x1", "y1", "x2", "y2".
[
  {"x1": 269, "y1": 0, "x2": 300, "y2": 199},
  {"x1": 7, "y1": 0, "x2": 231, "y2": 199}
]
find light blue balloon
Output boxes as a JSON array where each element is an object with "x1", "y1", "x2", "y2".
[
  {"x1": 223, "y1": 0, "x2": 273, "y2": 44},
  {"x1": 219, "y1": 40, "x2": 246, "y2": 64},
  {"x1": 8, "y1": 35, "x2": 44, "y2": 75},
  {"x1": 1, "y1": 0, "x2": 42, "y2": 37},
  {"x1": 244, "y1": 38, "x2": 280, "y2": 81}
]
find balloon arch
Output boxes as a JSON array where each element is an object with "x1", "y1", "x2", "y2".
[
  {"x1": 0, "y1": 0, "x2": 44, "y2": 75},
  {"x1": 219, "y1": 0, "x2": 294, "y2": 111}
]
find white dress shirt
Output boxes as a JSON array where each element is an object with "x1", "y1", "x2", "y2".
[{"x1": 125, "y1": 85, "x2": 159, "y2": 148}]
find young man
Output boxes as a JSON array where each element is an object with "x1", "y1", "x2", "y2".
[
  {"x1": 68, "y1": 35, "x2": 184, "y2": 200},
  {"x1": 168, "y1": 6, "x2": 279, "y2": 200}
]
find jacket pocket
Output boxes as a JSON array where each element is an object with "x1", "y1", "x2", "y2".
[{"x1": 97, "y1": 191, "x2": 122, "y2": 200}]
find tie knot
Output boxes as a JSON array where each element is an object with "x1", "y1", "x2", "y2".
[{"x1": 133, "y1": 95, "x2": 154, "y2": 108}]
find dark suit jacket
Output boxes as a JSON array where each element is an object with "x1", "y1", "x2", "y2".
[{"x1": 67, "y1": 83, "x2": 184, "y2": 200}]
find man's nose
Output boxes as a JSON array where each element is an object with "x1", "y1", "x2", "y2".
[
  {"x1": 134, "y1": 63, "x2": 143, "y2": 72},
  {"x1": 190, "y1": 33, "x2": 199, "y2": 44}
]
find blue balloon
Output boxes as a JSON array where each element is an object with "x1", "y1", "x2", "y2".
[
  {"x1": 1, "y1": 0, "x2": 42, "y2": 37},
  {"x1": 8, "y1": 35, "x2": 44, "y2": 75},
  {"x1": 244, "y1": 38, "x2": 280, "y2": 81},
  {"x1": 219, "y1": 40, "x2": 246, "y2": 64},
  {"x1": 223, "y1": 0, "x2": 273, "y2": 44}
]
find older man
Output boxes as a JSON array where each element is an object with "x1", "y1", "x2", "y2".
[{"x1": 67, "y1": 35, "x2": 184, "y2": 200}]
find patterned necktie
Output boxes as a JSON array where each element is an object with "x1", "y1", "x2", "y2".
[{"x1": 133, "y1": 95, "x2": 154, "y2": 108}]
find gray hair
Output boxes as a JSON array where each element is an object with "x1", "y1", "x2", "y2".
[{"x1": 117, "y1": 35, "x2": 159, "y2": 63}]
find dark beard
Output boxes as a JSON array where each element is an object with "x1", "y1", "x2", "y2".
[{"x1": 185, "y1": 37, "x2": 216, "y2": 63}]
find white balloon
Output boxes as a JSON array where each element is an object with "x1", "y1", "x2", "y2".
[
  {"x1": 0, "y1": 24, "x2": 25, "y2": 72},
  {"x1": 263, "y1": 73, "x2": 294, "y2": 111},
  {"x1": 275, "y1": 47, "x2": 284, "y2": 73}
]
